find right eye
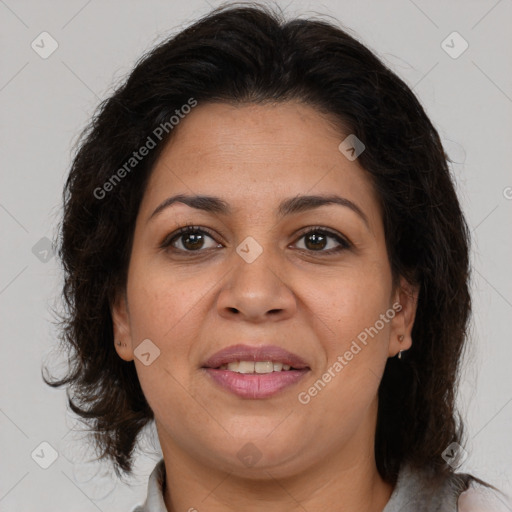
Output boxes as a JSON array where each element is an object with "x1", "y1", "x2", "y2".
[{"x1": 160, "y1": 226, "x2": 223, "y2": 253}]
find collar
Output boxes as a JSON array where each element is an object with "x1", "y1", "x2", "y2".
[
  {"x1": 134, "y1": 458, "x2": 474, "y2": 512},
  {"x1": 132, "y1": 458, "x2": 168, "y2": 512}
]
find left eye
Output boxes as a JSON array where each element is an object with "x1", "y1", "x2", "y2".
[{"x1": 294, "y1": 228, "x2": 350, "y2": 253}]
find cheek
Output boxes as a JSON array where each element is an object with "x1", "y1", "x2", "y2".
[
  {"x1": 297, "y1": 289, "x2": 391, "y2": 450},
  {"x1": 127, "y1": 258, "x2": 211, "y2": 346},
  {"x1": 297, "y1": 263, "x2": 392, "y2": 414},
  {"x1": 124, "y1": 263, "x2": 215, "y2": 412},
  {"x1": 125, "y1": 268, "x2": 209, "y2": 423},
  {"x1": 303, "y1": 263, "x2": 392, "y2": 347}
]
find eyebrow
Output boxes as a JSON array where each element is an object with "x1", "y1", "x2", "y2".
[{"x1": 147, "y1": 193, "x2": 370, "y2": 228}]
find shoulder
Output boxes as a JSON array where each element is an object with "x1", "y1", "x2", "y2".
[
  {"x1": 457, "y1": 479, "x2": 512, "y2": 512},
  {"x1": 384, "y1": 463, "x2": 510, "y2": 512}
]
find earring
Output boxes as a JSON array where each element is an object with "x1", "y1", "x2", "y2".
[
  {"x1": 116, "y1": 340, "x2": 124, "y2": 346},
  {"x1": 397, "y1": 334, "x2": 404, "y2": 359}
]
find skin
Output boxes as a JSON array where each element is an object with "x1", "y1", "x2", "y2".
[{"x1": 112, "y1": 101, "x2": 419, "y2": 512}]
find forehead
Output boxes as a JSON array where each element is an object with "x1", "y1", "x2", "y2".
[{"x1": 139, "y1": 101, "x2": 380, "y2": 221}]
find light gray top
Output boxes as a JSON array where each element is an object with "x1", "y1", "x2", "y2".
[{"x1": 131, "y1": 458, "x2": 510, "y2": 512}]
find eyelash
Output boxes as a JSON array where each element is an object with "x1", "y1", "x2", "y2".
[{"x1": 159, "y1": 224, "x2": 351, "y2": 255}]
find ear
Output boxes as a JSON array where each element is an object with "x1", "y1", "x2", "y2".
[
  {"x1": 388, "y1": 275, "x2": 420, "y2": 357},
  {"x1": 111, "y1": 290, "x2": 135, "y2": 362}
]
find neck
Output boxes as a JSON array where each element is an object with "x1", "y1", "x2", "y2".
[
  {"x1": 163, "y1": 456, "x2": 392, "y2": 512},
  {"x1": 159, "y1": 402, "x2": 394, "y2": 512}
]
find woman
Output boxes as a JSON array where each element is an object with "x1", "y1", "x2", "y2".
[{"x1": 44, "y1": 4, "x2": 509, "y2": 511}]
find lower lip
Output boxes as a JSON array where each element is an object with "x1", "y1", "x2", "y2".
[{"x1": 202, "y1": 368, "x2": 309, "y2": 399}]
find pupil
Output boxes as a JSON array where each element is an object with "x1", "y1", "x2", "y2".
[
  {"x1": 184, "y1": 232, "x2": 204, "y2": 250},
  {"x1": 306, "y1": 232, "x2": 326, "y2": 250}
]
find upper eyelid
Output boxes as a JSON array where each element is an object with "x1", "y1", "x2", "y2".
[{"x1": 163, "y1": 225, "x2": 351, "y2": 250}]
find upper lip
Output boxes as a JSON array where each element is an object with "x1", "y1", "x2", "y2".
[{"x1": 202, "y1": 344, "x2": 310, "y2": 370}]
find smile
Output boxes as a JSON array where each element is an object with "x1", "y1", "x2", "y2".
[
  {"x1": 201, "y1": 344, "x2": 311, "y2": 399},
  {"x1": 202, "y1": 367, "x2": 309, "y2": 399}
]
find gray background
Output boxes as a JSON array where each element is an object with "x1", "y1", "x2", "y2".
[{"x1": 1, "y1": 0, "x2": 511, "y2": 510}]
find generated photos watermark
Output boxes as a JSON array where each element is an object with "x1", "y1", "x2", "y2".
[
  {"x1": 93, "y1": 97, "x2": 198, "y2": 200},
  {"x1": 298, "y1": 301, "x2": 402, "y2": 404}
]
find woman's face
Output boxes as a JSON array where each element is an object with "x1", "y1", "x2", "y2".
[{"x1": 113, "y1": 101, "x2": 417, "y2": 477}]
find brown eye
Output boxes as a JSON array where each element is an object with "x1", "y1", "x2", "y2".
[
  {"x1": 304, "y1": 231, "x2": 327, "y2": 250},
  {"x1": 178, "y1": 231, "x2": 207, "y2": 250},
  {"x1": 294, "y1": 228, "x2": 350, "y2": 254},
  {"x1": 161, "y1": 227, "x2": 221, "y2": 252}
]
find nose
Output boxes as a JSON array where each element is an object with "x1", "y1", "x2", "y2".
[{"x1": 216, "y1": 246, "x2": 297, "y2": 323}]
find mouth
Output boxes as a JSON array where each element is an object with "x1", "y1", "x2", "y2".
[
  {"x1": 201, "y1": 344, "x2": 310, "y2": 399},
  {"x1": 202, "y1": 343, "x2": 310, "y2": 370},
  {"x1": 213, "y1": 361, "x2": 302, "y2": 372}
]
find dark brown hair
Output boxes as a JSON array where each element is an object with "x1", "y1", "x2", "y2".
[{"x1": 45, "y1": 2, "x2": 474, "y2": 484}]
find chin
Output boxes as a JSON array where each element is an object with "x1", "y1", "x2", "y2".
[{"x1": 197, "y1": 439, "x2": 308, "y2": 478}]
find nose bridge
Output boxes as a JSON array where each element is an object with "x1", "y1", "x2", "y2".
[{"x1": 216, "y1": 235, "x2": 295, "y2": 321}]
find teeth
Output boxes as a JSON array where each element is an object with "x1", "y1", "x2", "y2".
[
  {"x1": 237, "y1": 361, "x2": 255, "y2": 374},
  {"x1": 217, "y1": 361, "x2": 294, "y2": 373},
  {"x1": 255, "y1": 361, "x2": 274, "y2": 373}
]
